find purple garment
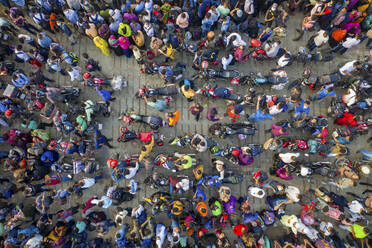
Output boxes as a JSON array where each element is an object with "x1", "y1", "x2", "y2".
[
  {"x1": 238, "y1": 151, "x2": 254, "y2": 166},
  {"x1": 271, "y1": 124, "x2": 288, "y2": 137},
  {"x1": 341, "y1": 22, "x2": 360, "y2": 34},
  {"x1": 347, "y1": 0, "x2": 359, "y2": 10},
  {"x1": 123, "y1": 13, "x2": 138, "y2": 23},
  {"x1": 130, "y1": 22, "x2": 142, "y2": 32},
  {"x1": 223, "y1": 195, "x2": 237, "y2": 214},
  {"x1": 207, "y1": 107, "x2": 219, "y2": 122},
  {"x1": 276, "y1": 167, "x2": 293, "y2": 180}
]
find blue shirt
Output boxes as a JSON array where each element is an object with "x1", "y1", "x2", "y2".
[
  {"x1": 38, "y1": 33, "x2": 52, "y2": 48},
  {"x1": 135, "y1": 1, "x2": 145, "y2": 13},
  {"x1": 294, "y1": 100, "x2": 310, "y2": 115},
  {"x1": 12, "y1": 73, "x2": 29, "y2": 88},
  {"x1": 96, "y1": 86, "x2": 111, "y2": 102},
  {"x1": 147, "y1": 100, "x2": 168, "y2": 111},
  {"x1": 248, "y1": 109, "x2": 273, "y2": 122},
  {"x1": 94, "y1": 129, "x2": 107, "y2": 149},
  {"x1": 121, "y1": 0, "x2": 132, "y2": 13},
  {"x1": 64, "y1": 9, "x2": 78, "y2": 24},
  {"x1": 116, "y1": 225, "x2": 127, "y2": 248},
  {"x1": 317, "y1": 89, "x2": 336, "y2": 99}
]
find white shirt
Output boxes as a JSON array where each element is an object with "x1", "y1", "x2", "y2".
[
  {"x1": 15, "y1": 49, "x2": 30, "y2": 61},
  {"x1": 319, "y1": 221, "x2": 333, "y2": 236},
  {"x1": 132, "y1": 204, "x2": 144, "y2": 218},
  {"x1": 265, "y1": 42, "x2": 280, "y2": 57},
  {"x1": 106, "y1": 185, "x2": 117, "y2": 197},
  {"x1": 18, "y1": 34, "x2": 33, "y2": 42},
  {"x1": 269, "y1": 105, "x2": 283, "y2": 115},
  {"x1": 279, "y1": 152, "x2": 299, "y2": 163},
  {"x1": 314, "y1": 30, "x2": 328, "y2": 46},
  {"x1": 81, "y1": 178, "x2": 96, "y2": 188},
  {"x1": 339, "y1": 60, "x2": 357, "y2": 75},
  {"x1": 244, "y1": 0, "x2": 254, "y2": 14},
  {"x1": 208, "y1": 9, "x2": 220, "y2": 23},
  {"x1": 349, "y1": 200, "x2": 365, "y2": 214},
  {"x1": 285, "y1": 186, "x2": 300, "y2": 202},
  {"x1": 248, "y1": 187, "x2": 265, "y2": 198},
  {"x1": 343, "y1": 89, "x2": 356, "y2": 106},
  {"x1": 296, "y1": 220, "x2": 319, "y2": 241},
  {"x1": 125, "y1": 162, "x2": 139, "y2": 179},
  {"x1": 91, "y1": 196, "x2": 112, "y2": 208},
  {"x1": 25, "y1": 234, "x2": 43, "y2": 248},
  {"x1": 67, "y1": 66, "x2": 81, "y2": 81},
  {"x1": 144, "y1": 23, "x2": 154, "y2": 37},
  {"x1": 226, "y1": 33, "x2": 247, "y2": 47},
  {"x1": 342, "y1": 37, "x2": 361, "y2": 49},
  {"x1": 112, "y1": 9, "x2": 123, "y2": 22},
  {"x1": 156, "y1": 224, "x2": 167, "y2": 248}
]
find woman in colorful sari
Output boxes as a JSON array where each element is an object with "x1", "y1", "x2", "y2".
[
  {"x1": 108, "y1": 35, "x2": 124, "y2": 56},
  {"x1": 118, "y1": 36, "x2": 132, "y2": 58},
  {"x1": 93, "y1": 36, "x2": 110, "y2": 56}
]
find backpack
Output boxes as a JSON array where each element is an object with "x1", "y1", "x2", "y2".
[
  {"x1": 69, "y1": 52, "x2": 78, "y2": 66},
  {"x1": 331, "y1": 29, "x2": 347, "y2": 41},
  {"x1": 169, "y1": 34, "x2": 179, "y2": 49},
  {"x1": 191, "y1": 27, "x2": 201, "y2": 41}
]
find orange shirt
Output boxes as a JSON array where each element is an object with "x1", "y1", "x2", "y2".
[{"x1": 168, "y1": 111, "x2": 180, "y2": 126}]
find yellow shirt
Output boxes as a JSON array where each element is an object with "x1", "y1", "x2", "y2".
[{"x1": 138, "y1": 137, "x2": 155, "y2": 161}]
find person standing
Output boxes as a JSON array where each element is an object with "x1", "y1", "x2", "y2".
[{"x1": 189, "y1": 103, "x2": 204, "y2": 121}]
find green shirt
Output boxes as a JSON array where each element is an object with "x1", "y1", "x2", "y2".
[
  {"x1": 350, "y1": 224, "x2": 369, "y2": 239},
  {"x1": 217, "y1": 5, "x2": 230, "y2": 16},
  {"x1": 76, "y1": 116, "x2": 87, "y2": 131},
  {"x1": 21, "y1": 120, "x2": 38, "y2": 130},
  {"x1": 180, "y1": 155, "x2": 193, "y2": 169}
]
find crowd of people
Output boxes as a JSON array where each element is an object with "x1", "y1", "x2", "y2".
[{"x1": 0, "y1": 0, "x2": 371, "y2": 247}]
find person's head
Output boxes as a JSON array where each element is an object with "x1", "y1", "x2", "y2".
[
  {"x1": 16, "y1": 45, "x2": 23, "y2": 51},
  {"x1": 277, "y1": 102, "x2": 284, "y2": 109},
  {"x1": 184, "y1": 85, "x2": 190, "y2": 91},
  {"x1": 290, "y1": 156, "x2": 297, "y2": 162},
  {"x1": 98, "y1": 201, "x2": 104, "y2": 207},
  {"x1": 354, "y1": 61, "x2": 362, "y2": 67},
  {"x1": 323, "y1": 31, "x2": 328, "y2": 37},
  {"x1": 82, "y1": 53, "x2": 89, "y2": 59}
]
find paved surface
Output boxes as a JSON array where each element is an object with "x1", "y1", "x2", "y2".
[{"x1": 1, "y1": 9, "x2": 371, "y2": 244}]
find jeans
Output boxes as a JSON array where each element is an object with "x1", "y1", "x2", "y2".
[
  {"x1": 61, "y1": 175, "x2": 72, "y2": 182},
  {"x1": 94, "y1": 175, "x2": 103, "y2": 182}
]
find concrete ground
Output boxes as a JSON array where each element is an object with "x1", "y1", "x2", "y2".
[{"x1": 1, "y1": 8, "x2": 371, "y2": 245}]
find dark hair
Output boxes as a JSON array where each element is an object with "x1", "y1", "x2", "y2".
[
  {"x1": 184, "y1": 85, "x2": 190, "y2": 91},
  {"x1": 82, "y1": 53, "x2": 89, "y2": 59},
  {"x1": 17, "y1": 45, "x2": 23, "y2": 50}
]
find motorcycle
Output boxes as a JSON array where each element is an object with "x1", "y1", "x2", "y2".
[
  {"x1": 46, "y1": 86, "x2": 80, "y2": 104},
  {"x1": 294, "y1": 47, "x2": 334, "y2": 65},
  {"x1": 197, "y1": 172, "x2": 244, "y2": 187},
  {"x1": 195, "y1": 69, "x2": 243, "y2": 80},
  {"x1": 209, "y1": 123, "x2": 257, "y2": 139},
  {"x1": 117, "y1": 127, "x2": 164, "y2": 146},
  {"x1": 120, "y1": 111, "x2": 165, "y2": 130},
  {"x1": 135, "y1": 85, "x2": 180, "y2": 98},
  {"x1": 83, "y1": 73, "x2": 127, "y2": 90},
  {"x1": 196, "y1": 85, "x2": 241, "y2": 101},
  {"x1": 246, "y1": 72, "x2": 288, "y2": 87}
]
